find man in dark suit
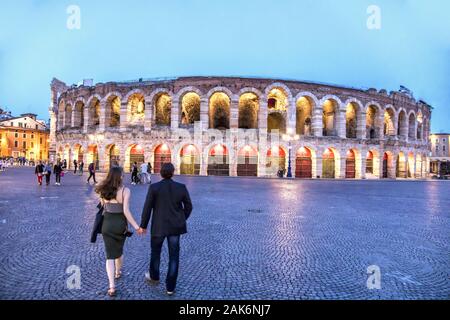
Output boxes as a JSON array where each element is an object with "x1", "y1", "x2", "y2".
[{"x1": 139, "y1": 162, "x2": 193, "y2": 296}]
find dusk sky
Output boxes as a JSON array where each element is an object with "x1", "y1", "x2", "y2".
[{"x1": 0, "y1": 0, "x2": 449, "y2": 132}]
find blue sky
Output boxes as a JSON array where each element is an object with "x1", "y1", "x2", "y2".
[{"x1": 0, "y1": 0, "x2": 449, "y2": 132}]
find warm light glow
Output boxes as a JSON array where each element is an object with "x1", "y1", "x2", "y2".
[{"x1": 160, "y1": 143, "x2": 169, "y2": 152}]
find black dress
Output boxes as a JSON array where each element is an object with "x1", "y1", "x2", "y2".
[{"x1": 101, "y1": 199, "x2": 127, "y2": 259}]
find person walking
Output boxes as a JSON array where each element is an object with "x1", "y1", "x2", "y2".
[
  {"x1": 73, "y1": 159, "x2": 78, "y2": 174},
  {"x1": 87, "y1": 162, "x2": 97, "y2": 184},
  {"x1": 140, "y1": 162, "x2": 149, "y2": 184},
  {"x1": 95, "y1": 166, "x2": 142, "y2": 297},
  {"x1": 44, "y1": 162, "x2": 52, "y2": 186},
  {"x1": 62, "y1": 159, "x2": 67, "y2": 171},
  {"x1": 131, "y1": 162, "x2": 139, "y2": 185},
  {"x1": 34, "y1": 161, "x2": 45, "y2": 185},
  {"x1": 140, "y1": 163, "x2": 193, "y2": 296},
  {"x1": 53, "y1": 160, "x2": 63, "y2": 186},
  {"x1": 79, "y1": 161, "x2": 84, "y2": 175}
]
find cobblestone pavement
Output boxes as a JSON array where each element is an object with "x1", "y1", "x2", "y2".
[{"x1": 0, "y1": 167, "x2": 449, "y2": 300}]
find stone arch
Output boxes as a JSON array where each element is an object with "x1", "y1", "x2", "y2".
[
  {"x1": 73, "y1": 143, "x2": 85, "y2": 165},
  {"x1": 153, "y1": 143, "x2": 172, "y2": 174},
  {"x1": 208, "y1": 91, "x2": 231, "y2": 129},
  {"x1": 343, "y1": 99, "x2": 363, "y2": 139},
  {"x1": 104, "y1": 144, "x2": 121, "y2": 172},
  {"x1": 73, "y1": 98, "x2": 85, "y2": 128},
  {"x1": 237, "y1": 145, "x2": 259, "y2": 176},
  {"x1": 65, "y1": 102, "x2": 73, "y2": 128},
  {"x1": 295, "y1": 93, "x2": 317, "y2": 136},
  {"x1": 178, "y1": 143, "x2": 201, "y2": 175},
  {"x1": 266, "y1": 145, "x2": 288, "y2": 176},
  {"x1": 384, "y1": 105, "x2": 396, "y2": 136},
  {"x1": 320, "y1": 97, "x2": 341, "y2": 136},
  {"x1": 366, "y1": 149, "x2": 381, "y2": 178},
  {"x1": 103, "y1": 92, "x2": 122, "y2": 128},
  {"x1": 87, "y1": 144, "x2": 100, "y2": 170},
  {"x1": 179, "y1": 91, "x2": 201, "y2": 126},
  {"x1": 126, "y1": 90, "x2": 146, "y2": 125},
  {"x1": 407, "y1": 151, "x2": 415, "y2": 178},
  {"x1": 397, "y1": 109, "x2": 408, "y2": 138},
  {"x1": 87, "y1": 94, "x2": 102, "y2": 127},
  {"x1": 264, "y1": 83, "x2": 293, "y2": 102},
  {"x1": 207, "y1": 143, "x2": 230, "y2": 176},
  {"x1": 124, "y1": 144, "x2": 145, "y2": 173},
  {"x1": 238, "y1": 91, "x2": 259, "y2": 129},
  {"x1": 396, "y1": 151, "x2": 407, "y2": 178},
  {"x1": 416, "y1": 110, "x2": 424, "y2": 140},
  {"x1": 58, "y1": 99, "x2": 65, "y2": 129},
  {"x1": 408, "y1": 111, "x2": 417, "y2": 140},
  {"x1": 295, "y1": 146, "x2": 316, "y2": 178},
  {"x1": 365, "y1": 102, "x2": 382, "y2": 139},
  {"x1": 322, "y1": 147, "x2": 340, "y2": 179},
  {"x1": 149, "y1": 89, "x2": 172, "y2": 126}
]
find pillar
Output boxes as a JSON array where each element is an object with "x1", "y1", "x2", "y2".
[
  {"x1": 144, "y1": 101, "x2": 152, "y2": 132},
  {"x1": 338, "y1": 109, "x2": 347, "y2": 138},
  {"x1": 357, "y1": 112, "x2": 367, "y2": 139},
  {"x1": 258, "y1": 97, "x2": 268, "y2": 131},
  {"x1": 230, "y1": 98, "x2": 239, "y2": 129},
  {"x1": 312, "y1": 108, "x2": 322, "y2": 137},
  {"x1": 200, "y1": 98, "x2": 208, "y2": 129},
  {"x1": 99, "y1": 101, "x2": 107, "y2": 132},
  {"x1": 171, "y1": 100, "x2": 179, "y2": 130},
  {"x1": 120, "y1": 101, "x2": 128, "y2": 132}
]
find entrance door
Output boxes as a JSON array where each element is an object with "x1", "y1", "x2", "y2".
[
  {"x1": 322, "y1": 149, "x2": 335, "y2": 178},
  {"x1": 237, "y1": 147, "x2": 257, "y2": 177},
  {"x1": 345, "y1": 150, "x2": 356, "y2": 179},
  {"x1": 295, "y1": 147, "x2": 312, "y2": 178}
]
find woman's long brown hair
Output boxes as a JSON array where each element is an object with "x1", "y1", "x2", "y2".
[{"x1": 95, "y1": 166, "x2": 123, "y2": 200}]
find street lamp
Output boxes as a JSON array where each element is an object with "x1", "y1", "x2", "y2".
[{"x1": 282, "y1": 128, "x2": 300, "y2": 178}]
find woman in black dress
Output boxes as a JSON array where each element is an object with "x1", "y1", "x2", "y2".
[{"x1": 95, "y1": 166, "x2": 142, "y2": 297}]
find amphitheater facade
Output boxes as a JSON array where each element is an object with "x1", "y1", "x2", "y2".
[{"x1": 49, "y1": 76, "x2": 432, "y2": 179}]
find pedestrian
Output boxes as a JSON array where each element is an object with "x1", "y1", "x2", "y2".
[
  {"x1": 73, "y1": 159, "x2": 78, "y2": 174},
  {"x1": 140, "y1": 162, "x2": 149, "y2": 184},
  {"x1": 95, "y1": 166, "x2": 142, "y2": 297},
  {"x1": 140, "y1": 163, "x2": 193, "y2": 296},
  {"x1": 79, "y1": 161, "x2": 84, "y2": 175},
  {"x1": 87, "y1": 162, "x2": 97, "y2": 184},
  {"x1": 34, "y1": 161, "x2": 45, "y2": 185},
  {"x1": 62, "y1": 159, "x2": 67, "y2": 171},
  {"x1": 53, "y1": 160, "x2": 63, "y2": 186},
  {"x1": 44, "y1": 161, "x2": 52, "y2": 186},
  {"x1": 131, "y1": 162, "x2": 138, "y2": 185}
]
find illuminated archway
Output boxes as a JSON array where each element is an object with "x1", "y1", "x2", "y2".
[
  {"x1": 397, "y1": 110, "x2": 407, "y2": 138},
  {"x1": 408, "y1": 113, "x2": 416, "y2": 139},
  {"x1": 238, "y1": 93, "x2": 259, "y2": 129},
  {"x1": 87, "y1": 145, "x2": 99, "y2": 170},
  {"x1": 384, "y1": 108, "x2": 395, "y2": 136},
  {"x1": 237, "y1": 145, "x2": 258, "y2": 177},
  {"x1": 209, "y1": 92, "x2": 230, "y2": 129},
  {"x1": 106, "y1": 144, "x2": 120, "y2": 172},
  {"x1": 366, "y1": 105, "x2": 379, "y2": 139},
  {"x1": 266, "y1": 146, "x2": 286, "y2": 175},
  {"x1": 345, "y1": 103, "x2": 358, "y2": 138},
  {"x1": 65, "y1": 104, "x2": 72, "y2": 128},
  {"x1": 107, "y1": 95, "x2": 121, "y2": 127},
  {"x1": 154, "y1": 93, "x2": 171, "y2": 126},
  {"x1": 180, "y1": 144, "x2": 200, "y2": 175},
  {"x1": 322, "y1": 148, "x2": 336, "y2": 178},
  {"x1": 180, "y1": 92, "x2": 200, "y2": 126},
  {"x1": 128, "y1": 93, "x2": 145, "y2": 124},
  {"x1": 296, "y1": 97, "x2": 313, "y2": 136},
  {"x1": 345, "y1": 149, "x2": 356, "y2": 179},
  {"x1": 295, "y1": 147, "x2": 312, "y2": 178},
  {"x1": 207, "y1": 144, "x2": 229, "y2": 176},
  {"x1": 74, "y1": 101, "x2": 84, "y2": 128},
  {"x1": 322, "y1": 100, "x2": 338, "y2": 136},
  {"x1": 396, "y1": 152, "x2": 407, "y2": 178},
  {"x1": 90, "y1": 97, "x2": 101, "y2": 127},
  {"x1": 154, "y1": 144, "x2": 171, "y2": 174}
]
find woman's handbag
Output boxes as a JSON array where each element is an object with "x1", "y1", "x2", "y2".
[
  {"x1": 61, "y1": 171, "x2": 65, "y2": 177},
  {"x1": 90, "y1": 202, "x2": 104, "y2": 243}
]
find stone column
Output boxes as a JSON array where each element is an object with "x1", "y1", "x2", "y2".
[
  {"x1": 337, "y1": 153, "x2": 346, "y2": 179},
  {"x1": 357, "y1": 112, "x2": 367, "y2": 139},
  {"x1": 144, "y1": 101, "x2": 152, "y2": 132},
  {"x1": 48, "y1": 108, "x2": 57, "y2": 162},
  {"x1": 120, "y1": 101, "x2": 128, "y2": 132},
  {"x1": 171, "y1": 100, "x2": 180, "y2": 130},
  {"x1": 388, "y1": 155, "x2": 397, "y2": 179},
  {"x1": 378, "y1": 112, "x2": 385, "y2": 140},
  {"x1": 99, "y1": 101, "x2": 107, "y2": 132},
  {"x1": 200, "y1": 98, "x2": 209, "y2": 129},
  {"x1": 409, "y1": 155, "x2": 416, "y2": 178},
  {"x1": 286, "y1": 98, "x2": 296, "y2": 135},
  {"x1": 200, "y1": 150, "x2": 208, "y2": 176},
  {"x1": 358, "y1": 150, "x2": 367, "y2": 179},
  {"x1": 230, "y1": 98, "x2": 239, "y2": 129},
  {"x1": 83, "y1": 106, "x2": 89, "y2": 133},
  {"x1": 338, "y1": 109, "x2": 347, "y2": 138},
  {"x1": 311, "y1": 108, "x2": 322, "y2": 137},
  {"x1": 315, "y1": 154, "x2": 323, "y2": 178},
  {"x1": 258, "y1": 97, "x2": 268, "y2": 131}
]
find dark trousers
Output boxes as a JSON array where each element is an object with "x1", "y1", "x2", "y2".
[
  {"x1": 131, "y1": 172, "x2": 138, "y2": 183},
  {"x1": 74, "y1": 166, "x2": 77, "y2": 174},
  {"x1": 87, "y1": 172, "x2": 96, "y2": 183},
  {"x1": 45, "y1": 173, "x2": 51, "y2": 185},
  {"x1": 55, "y1": 173, "x2": 61, "y2": 183},
  {"x1": 150, "y1": 235, "x2": 180, "y2": 292}
]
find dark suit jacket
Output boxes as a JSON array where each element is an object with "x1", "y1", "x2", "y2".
[{"x1": 140, "y1": 178, "x2": 193, "y2": 237}]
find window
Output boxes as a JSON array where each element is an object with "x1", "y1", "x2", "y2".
[
  {"x1": 436, "y1": 146, "x2": 439, "y2": 152},
  {"x1": 14, "y1": 141, "x2": 18, "y2": 148},
  {"x1": 444, "y1": 146, "x2": 446, "y2": 152},
  {"x1": 15, "y1": 132, "x2": 18, "y2": 138},
  {"x1": 10, "y1": 122, "x2": 13, "y2": 126},
  {"x1": 40, "y1": 137, "x2": 43, "y2": 144},
  {"x1": 443, "y1": 138, "x2": 446, "y2": 143},
  {"x1": 35, "y1": 125, "x2": 38, "y2": 129},
  {"x1": 31, "y1": 142, "x2": 34, "y2": 148},
  {"x1": 24, "y1": 124, "x2": 27, "y2": 128},
  {"x1": 23, "y1": 141, "x2": 26, "y2": 149},
  {"x1": 23, "y1": 133, "x2": 26, "y2": 138},
  {"x1": 18, "y1": 122, "x2": 23, "y2": 127},
  {"x1": 31, "y1": 134, "x2": 34, "y2": 139}
]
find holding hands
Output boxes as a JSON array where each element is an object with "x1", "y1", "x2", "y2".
[{"x1": 137, "y1": 227, "x2": 146, "y2": 236}]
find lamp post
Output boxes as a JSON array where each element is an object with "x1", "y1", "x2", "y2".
[{"x1": 282, "y1": 128, "x2": 300, "y2": 178}]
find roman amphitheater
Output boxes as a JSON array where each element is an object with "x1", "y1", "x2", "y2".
[{"x1": 49, "y1": 76, "x2": 432, "y2": 179}]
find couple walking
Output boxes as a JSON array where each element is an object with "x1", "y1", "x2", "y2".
[{"x1": 94, "y1": 163, "x2": 193, "y2": 297}]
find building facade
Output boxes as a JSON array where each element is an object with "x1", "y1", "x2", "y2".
[
  {"x1": 0, "y1": 113, "x2": 50, "y2": 160},
  {"x1": 50, "y1": 76, "x2": 431, "y2": 179},
  {"x1": 429, "y1": 133, "x2": 450, "y2": 176}
]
